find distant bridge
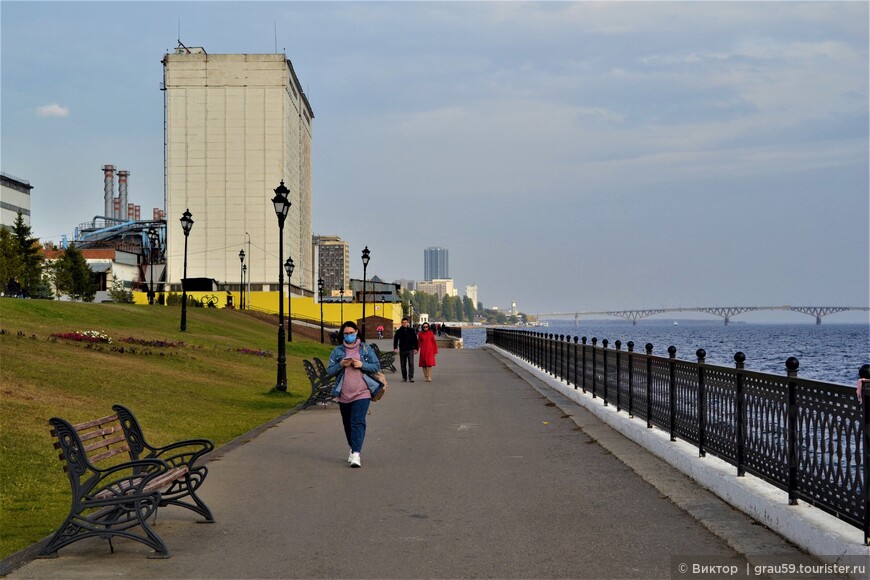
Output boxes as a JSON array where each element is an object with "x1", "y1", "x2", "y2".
[{"x1": 529, "y1": 306, "x2": 870, "y2": 325}]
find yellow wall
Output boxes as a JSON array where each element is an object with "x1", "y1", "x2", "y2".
[{"x1": 133, "y1": 291, "x2": 398, "y2": 329}]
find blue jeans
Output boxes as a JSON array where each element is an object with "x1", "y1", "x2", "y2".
[{"x1": 339, "y1": 398, "x2": 371, "y2": 453}]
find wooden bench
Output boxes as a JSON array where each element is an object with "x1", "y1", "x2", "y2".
[
  {"x1": 302, "y1": 359, "x2": 337, "y2": 407},
  {"x1": 41, "y1": 404, "x2": 214, "y2": 559}
]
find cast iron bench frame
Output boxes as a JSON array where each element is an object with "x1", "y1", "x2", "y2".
[
  {"x1": 302, "y1": 358, "x2": 337, "y2": 407},
  {"x1": 41, "y1": 404, "x2": 214, "y2": 559},
  {"x1": 369, "y1": 343, "x2": 397, "y2": 373}
]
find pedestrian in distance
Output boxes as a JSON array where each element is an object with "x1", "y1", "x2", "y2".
[
  {"x1": 326, "y1": 321, "x2": 383, "y2": 468},
  {"x1": 393, "y1": 317, "x2": 419, "y2": 382},
  {"x1": 376, "y1": 324, "x2": 384, "y2": 339},
  {"x1": 417, "y1": 322, "x2": 439, "y2": 382}
]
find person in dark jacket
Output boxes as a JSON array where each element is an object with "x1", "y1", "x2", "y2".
[{"x1": 393, "y1": 317, "x2": 419, "y2": 382}]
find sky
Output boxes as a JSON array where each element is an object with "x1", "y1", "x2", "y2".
[{"x1": 1, "y1": 1, "x2": 868, "y2": 323}]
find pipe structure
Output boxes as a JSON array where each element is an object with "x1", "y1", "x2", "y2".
[
  {"x1": 118, "y1": 170, "x2": 129, "y2": 220},
  {"x1": 102, "y1": 165, "x2": 115, "y2": 218}
]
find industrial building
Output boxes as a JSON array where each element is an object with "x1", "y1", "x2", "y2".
[
  {"x1": 1, "y1": 172, "x2": 32, "y2": 228},
  {"x1": 162, "y1": 44, "x2": 314, "y2": 296}
]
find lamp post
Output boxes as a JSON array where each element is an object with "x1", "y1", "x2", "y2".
[
  {"x1": 271, "y1": 181, "x2": 291, "y2": 391},
  {"x1": 179, "y1": 209, "x2": 194, "y2": 331},
  {"x1": 242, "y1": 265, "x2": 247, "y2": 310},
  {"x1": 409, "y1": 299, "x2": 414, "y2": 327},
  {"x1": 318, "y1": 277, "x2": 325, "y2": 343},
  {"x1": 339, "y1": 287, "x2": 344, "y2": 324},
  {"x1": 361, "y1": 246, "x2": 370, "y2": 342},
  {"x1": 381, "y1": 296, "x2": 386, "y2": 335},
  {"x1": 147, "y1": 227, "x2": 159, "y2": 305},
  {"x1": 285, "y1": 257, "x2": 294, "y2": 342},
  {"x1": 238, "y1": 249, "x2": 245, "y2": 310}
]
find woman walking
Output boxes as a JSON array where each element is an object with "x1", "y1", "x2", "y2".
[
  {"x1": 417, "y1": 322, "x2": 439, "y2": 382},
  {"x1": 326, "y1": 321, "x2": 383, "y2": 468}
]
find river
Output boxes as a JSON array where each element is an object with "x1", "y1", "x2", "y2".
[{"x1": 460, "y1": 322, "x2": 869, "y2": 385}]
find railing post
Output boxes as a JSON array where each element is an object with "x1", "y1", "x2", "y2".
[
  {"x1": 547, "y1": 332, "x2": 556, "y2": 376},
  {"x1": 860, "y1": 363, "x2": 870, "y2": 546},
  {"x1": 559, "y1": 334, "x2": 565, "y2": 381},
  {"x1": 602, "y1": 339, "x2": 609, "y2": 406},
  {"x1": 697, "y1": 349, "x2": 707, "y2": 458},
  {"x1": 735, "y1": 352, "x2": 746, "y2": 477},
  {"x1": 581, "y1": 337, "x2": 588, "y2": 393},
  {"x1": 627, "y1": 341, "x2": 635, "y2": 418},
  {"x1": 565, "y1": 335, "x2": 572, "y2": 387},
  {"x1": 786, "y1": 357, "x2": 800, "y2": 506},
  {"x1": 591, "y1": 337, "x2": 598, "y2": 399},
  {"x1": 645, "y1": 343, "x2": 654, "y2": 428},
  {"x1": 573, "y1": 336, "x2": 579, "y2": 389},
  {"x1": 668, "y1": 345, "x2": 677, "y2": 441},
  {"x1": 615, "y1": 340, "x2": 622, "y2": 412}
]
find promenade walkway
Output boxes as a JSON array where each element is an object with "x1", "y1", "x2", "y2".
[{"x1": 11, "y1": 342, "x2": 822, "y2": 579}]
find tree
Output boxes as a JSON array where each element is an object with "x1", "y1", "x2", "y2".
[
  {"x1": 463, "y1": 296, "x2": 476, "y2": 321},
  {"x1": 0, "y1": 226, "x2": 21, "y2": 294},
  {"x1": 108, "y1": 274, "x2": 134, "y2": 303},
  {"x1": 11, "y1": 212, "x2": 43, "y2": 295},
  {"x1": 54, "y1": 244, "x2": 96, "y2": 302}
]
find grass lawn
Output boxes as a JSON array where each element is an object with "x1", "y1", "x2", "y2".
[{"x1": 0, "y1": 298, "x2": 333, "y2": 559}]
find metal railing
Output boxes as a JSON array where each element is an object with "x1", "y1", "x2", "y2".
[{"x1": 486, "y1": 328, "x2": 870, "y2": 545}]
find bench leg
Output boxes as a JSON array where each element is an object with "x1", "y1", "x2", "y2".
[
  {"x1": 40, "y1": 494, "x2": 170, "y2": 558},
  {"x1": 159, "y1": 467, "x2": 214, "y2": 522}
]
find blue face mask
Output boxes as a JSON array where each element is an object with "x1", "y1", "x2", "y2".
[{"x1": 343, "y1": 333, "x2": 357, "y2": 343}]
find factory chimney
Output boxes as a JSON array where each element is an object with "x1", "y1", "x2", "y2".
[
  {"x1": 102, "y1": 164, "x2": 115, "y2": 218},
  {"x1": 118, "y1": 170, "x2": 129, "y2": 220}
]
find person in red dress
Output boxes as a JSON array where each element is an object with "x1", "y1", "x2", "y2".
[{"x1": 417, "y1": 323, "x2": 439, "y2": 382}]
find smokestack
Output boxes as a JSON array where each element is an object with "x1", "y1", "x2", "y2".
[
  {"x1": 102, "y1": 164, "x2": 115, "y2": 218},
  {"x1": 118, "y1": 170, "x2": 129, "y2": 220}
]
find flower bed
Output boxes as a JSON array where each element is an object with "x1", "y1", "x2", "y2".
[{"x1": 50, "y1": 330, "x2": 112, "y2": 344}]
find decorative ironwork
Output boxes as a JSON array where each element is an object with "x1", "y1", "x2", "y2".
[{"x1": 486, "y1": 328, "x2": 869, "y2": 544}]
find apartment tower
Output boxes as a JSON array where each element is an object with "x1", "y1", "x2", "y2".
[
  {"x1": 423, "y1": 247, "x2": 449, "y2": 281},
  {"x1": 162, "y1": 46, "x2": 314, "y2": 293}
]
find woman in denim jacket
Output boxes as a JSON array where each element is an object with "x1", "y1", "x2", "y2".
[{"x1": 327, "y1": 321, "x2": 382, "y2": 468}]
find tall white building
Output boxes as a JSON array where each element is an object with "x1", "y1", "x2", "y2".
[
  {"x1": 162, "y1": 46, "x2": 314, "y2": 292},
  {"x1": 0, "y1": 172, "x2": 32, "y2": 228},
  {"x1": 465, "y1": 284, "x2": 478, "y2": 308}
]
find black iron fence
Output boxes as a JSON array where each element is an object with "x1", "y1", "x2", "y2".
[{"x1": 486, "y1": 328, "x2": 870, "y2": 545}]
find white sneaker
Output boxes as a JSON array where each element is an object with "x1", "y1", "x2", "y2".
[
  {"x1": 347, "y1": 450, "x2": 353, "y2": 464},
  {"x1": 349, "y1": 452, "x2": 361, "y2": 468}
]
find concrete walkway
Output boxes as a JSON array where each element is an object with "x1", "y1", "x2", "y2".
[{"x1": 11, "y1": 342, "x2": 820, "y2": 579}]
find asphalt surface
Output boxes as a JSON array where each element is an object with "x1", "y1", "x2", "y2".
[{"x1": 10, "y1": 341, "x2": 820, "y2": 579}]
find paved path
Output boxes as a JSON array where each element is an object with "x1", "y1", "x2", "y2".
[{"x1": 12, "y1": 343, "x2": 817, "y2": 579}]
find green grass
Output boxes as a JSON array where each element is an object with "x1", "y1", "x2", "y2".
[{"x1": 0, "y1": 299, "x2": 333, "y2": 559}]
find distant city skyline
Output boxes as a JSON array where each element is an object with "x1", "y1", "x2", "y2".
[{"x1": 1, "y1": 2, "x2": 867, "y2": 323}]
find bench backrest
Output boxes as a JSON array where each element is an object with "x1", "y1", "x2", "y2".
[
  {"x1": 313, "y1": 357, "x2": 328, "y2": 377},
  {"x1": 50, "y1": 414, "x2": 130, "y2": 474}
]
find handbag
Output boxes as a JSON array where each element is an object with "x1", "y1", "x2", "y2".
[{"x1": 370, "y1": 371, "x2": 388, "y2": 402}]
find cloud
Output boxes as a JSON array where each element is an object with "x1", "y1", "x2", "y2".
[{"x1": 36, "y1": 103, "x2": 69, "y2": 117}]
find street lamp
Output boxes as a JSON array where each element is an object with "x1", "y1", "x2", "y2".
[
  {"x1": 339, "y1": 286, "x2": 344, "y2": 324},
  {"x1": 238, "y1": 249, "x2": 245, "y2": 310},
  {"x1": 271, "y1": 181, "x2": 291, "y2": 391},
  {"x1": 409, "y1": 299, "x2": 414, "y2": 326},
  {"x1": 284, "y1": 257, "x2": 294, "y2": 342},
  {"x1": 381, "y1": 296, "x2": 386, "y2": 336},
  {"x1": 147, "y1": 227, "x2": 159, "y2": 305},
  {"x1": 242, "y1": 265, "x2": 247, "y2": 310},
  {"x1": 179, "y1": 209, "x2": 194, "y2": 331},
  {"x1": 318, "y1": 277, "x2": 325, "y2": 343},
  {"x1": 361, "y1": 246, "x2": 370, "y2": 342}
]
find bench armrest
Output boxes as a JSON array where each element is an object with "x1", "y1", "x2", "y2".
[{"x1": 146, "y1": 438, "x2": 214, "y2": 468}]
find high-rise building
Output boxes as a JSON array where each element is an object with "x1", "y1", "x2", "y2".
[
  {"x1": 313, "y1": 235, "x2": 349, "y2": 293},
  {"x1": 465, "y1": 284, "x2": 478, "y2": 309},
  {"x1": 423, "y1": 247, "x2": 448, "y2": 281},
  {"x1": 162, "y1": 46, "x2": 314, "y2": 292}
]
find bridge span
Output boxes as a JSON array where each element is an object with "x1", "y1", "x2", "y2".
[{"x1": 530, "y1": 305, "x2": 869, "y2": 325}]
